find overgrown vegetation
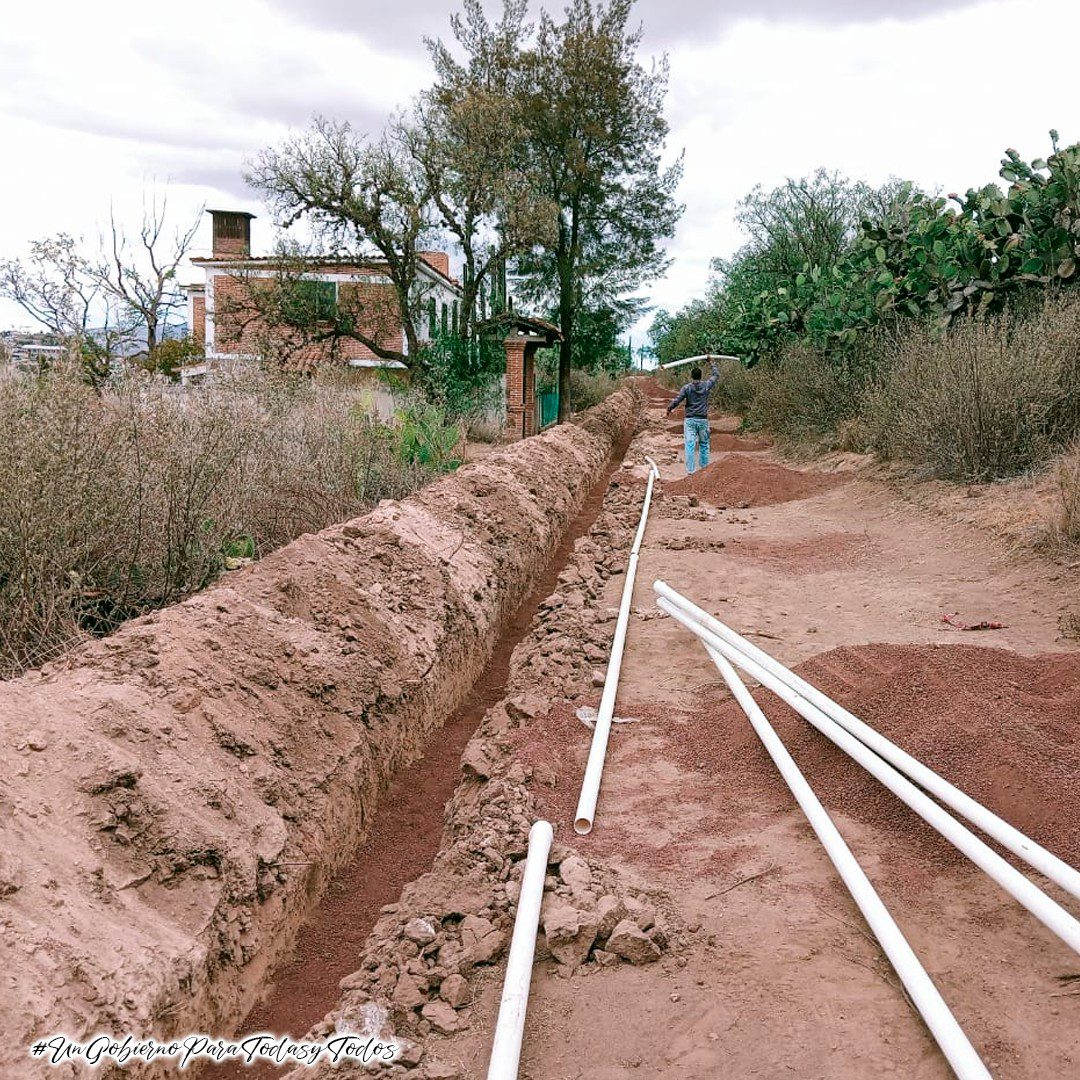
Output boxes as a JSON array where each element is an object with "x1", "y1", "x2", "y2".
[
  {"x1": 653, "y1": 131, "x2": 1080, "y2": 549},
  {"x1": 0, "y1": 366, "x2": 444, "y2": 677}
]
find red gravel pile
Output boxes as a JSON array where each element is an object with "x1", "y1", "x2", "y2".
[
  {"x1": 515, "y1": 644, "x2": 1080, "y2": 884},
  {"x1": 665, "y1": 455, "x2": 847, "y2": 507}
]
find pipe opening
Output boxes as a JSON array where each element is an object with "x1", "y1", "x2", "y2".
[{"x1": 574, "y1": 817, "x2": 592, "y2": 835}]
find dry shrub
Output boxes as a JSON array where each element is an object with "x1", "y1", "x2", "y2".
[
  {"x1": 0, "y1": 365, "x2": 432, "y2": 677},
  {"x1": 1043, "y1": 442, "x2": 1080, "y2": 558},
  {"x1": 709, "y1": 358, "x2": 753, "y2": 414},
  {"x1": 569, "y1": 369, "x2": 622, "y2": 412},
  {"x1": 865, "y1": 295, "x2": 1080, "y2": 481},
  {"x1": 745, "y1": 344, "x2": 863, "y2": 447}
]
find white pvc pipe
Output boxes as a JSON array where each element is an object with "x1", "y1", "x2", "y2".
[
  {"x1": 573, "y1": 457, "x2": 661, "y2": 834},
  {"x1": 702, "y1": 643, "x2": 991, "y2": 1080},
  {"x1": 657, "y1": 596, "x2": 1080, "y2": 956},
  {"x1": 486, "y1": 819, "x2": 554, "y2": 1080},
  {"x1": 655, "y1": 579, "x2": 1080, "y2": 903},
  {"x1": 659, "y1": 353, "x2": 740, "y2": 370}
]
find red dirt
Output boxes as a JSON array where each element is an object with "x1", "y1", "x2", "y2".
[
  {"x1": 665, "y1": 424, "x2": 773, "y2": 451},
  {"x1": 722, "y1": 532, "x2": 880, "y2": 574},
  {"x1": 210, "y1": 428, "x2": 634, "y2": 1080},
  {"x1": 513, "y1": 643, "x2": 1080, "y2": 886},
  {"x1": 665, "y1": 454, "x2": 848, "y2": 507}
]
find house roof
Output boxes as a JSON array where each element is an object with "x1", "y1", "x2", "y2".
[
  {"x1": 189, "y1": 253, "x2": 462, "y2": 292},
  {"x1": 478, "y1": 312, "x2": 563, "y2": 344}
]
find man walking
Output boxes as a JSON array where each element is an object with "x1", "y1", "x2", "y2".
[{"x1": 666, "y1": 360, "x2": 720, "y2": 474}]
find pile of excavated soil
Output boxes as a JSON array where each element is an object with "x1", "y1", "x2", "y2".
[
  {"x1": 515, "y1": 643, "x2": 1080, "y2": 885},
  {"x1": 721, "y1": 532, "x2": 880, "y2": 574},
  {"x1": 665, "y1": 424, "x2": 773, "y2": 451},
  {"x1": 0, "y1": 389, "x2": 640, "y2": 1079},
  {"x1": 665, "y1": 455, "x2": 848, "y2": 507}
]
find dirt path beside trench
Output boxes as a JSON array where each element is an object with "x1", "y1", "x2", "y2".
[{"x1": 294, "y1": 380, "x2": 1080, "y2": 1080}]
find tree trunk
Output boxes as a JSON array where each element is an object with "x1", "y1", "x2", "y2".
[{"x1": 557, "y1": 299, "x2": 573, "y2": 423}]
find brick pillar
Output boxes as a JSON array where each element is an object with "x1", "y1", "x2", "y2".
[{"x1": 504, "y1": 338, "x2": 537, "y2": 440}]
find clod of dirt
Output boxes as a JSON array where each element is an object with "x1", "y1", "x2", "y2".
[{"x1": 665, "y1": 455, "x2": 848, "y2": 507}]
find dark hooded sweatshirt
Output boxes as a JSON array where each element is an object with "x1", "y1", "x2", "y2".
[{"x1": 667, "y1": 362, "x2": 720, "y2": 419}]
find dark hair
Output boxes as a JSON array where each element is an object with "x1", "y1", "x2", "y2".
[{"x1": 691, "y1": 366, "x2": 702, "y2": 380}]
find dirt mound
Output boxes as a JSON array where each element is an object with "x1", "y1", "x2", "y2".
[
  {"x1": 665, "y1": 455, "x2": 847, "y2": 507},
  {"x1": 0, "y1": 389, "x2": 640, "y2": 1077},
  {"x1": 515, "y1": 643, "x2": 1080, "y2": 885},
  {"x1": 665, "y1": 424, "x2": 772, "y2": 451},
  {"x1": 722, "y1": 532, "x2": 879, "y2": 574}
]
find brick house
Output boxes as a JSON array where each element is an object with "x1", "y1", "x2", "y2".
[{"x1": 184, "y1": 209, "x2": 462, "y2": 378}]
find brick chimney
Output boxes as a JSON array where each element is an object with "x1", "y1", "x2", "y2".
[{"x1": 208, "y1": 209, "x2": 255, "y2": 259}]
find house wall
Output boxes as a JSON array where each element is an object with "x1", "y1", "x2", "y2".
[{"x1": 201, "y1": 264, "x2": 459, "y2": 373}]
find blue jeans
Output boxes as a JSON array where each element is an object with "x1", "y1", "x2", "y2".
[{"x1": 684, "y1": 418, "x2": 710, "y2": 473}]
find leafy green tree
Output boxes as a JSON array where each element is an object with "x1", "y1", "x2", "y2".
[
  {"x1": 417, "y1": 0, "x2": 556, "y2": 339},
  {"x1": 515, "y1": 0, "x2": 683, "y2": 420}
]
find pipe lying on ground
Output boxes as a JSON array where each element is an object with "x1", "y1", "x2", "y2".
[
  {"x1": 654, "y1": 579, "x2": 1080, "y2": 903},
  {"x1": 486, "y1": 820, "x2": 554, "y2": 1080},
  {"x1": 656, "y1": 593, "x2": 1080, "y2": 957},
  {"x1": 659, "y1": 353, "x2": 740, "y2": 371},
  {"x1": 701, "y1": 642, "x2": 991, "y2": 1080},
  {"x1": 574, "y1": 457, "x2": 661, "y2": 835}
]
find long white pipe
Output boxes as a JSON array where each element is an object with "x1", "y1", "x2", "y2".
[
  {"x1": 573, "y1": 457, "x2": 660, "y2": 834},
  {"x1": 657, "y1": 596, "x2": 1080, "y2": 956},
  {"x1": 659, "y1": 353, "x2": 740, "y2": 370},
  {"x1": 655, "y1": 579, "x2": 1080, "y2": 903},
  {"x1": 702, "y1": 643, "x2": 991, "y2": 1080},
  {"x1": 486, "y1": 819, "x2": 554, "y2": 1080}
]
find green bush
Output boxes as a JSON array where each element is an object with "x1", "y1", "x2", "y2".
[
  {"x1": 393, "y1": 401, "x2": 464, "y2": 471},
  {"x1": 569, "y1": 368, "x2": 620, "y2": 412}
]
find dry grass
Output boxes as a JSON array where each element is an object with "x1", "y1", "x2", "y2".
[{"x1": 0, "y1": 365, "x2": 435, "y2": 677}]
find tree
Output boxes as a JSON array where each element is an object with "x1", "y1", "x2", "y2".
[
  {"x1": 735, "y1": 169, "x2": 882, "y2": 278},
  {"x1": 516, "y1": 0, "x2": 682, "y2": 420},
  {"x1": 418, "y1": 0, "x2": 556, "y2": 339},
  {"x1": 247, "y1": 119, "x2": 438, "y2": 366},
  {"x1": 94, "y1": 193, "x2": 201, "y2": 357},
  {"x1": 0, "y1": 234, "x2": 133, "y2": 387},
  {"x1": 0, "y1": 235, "x2": 100, "y2": 340}
]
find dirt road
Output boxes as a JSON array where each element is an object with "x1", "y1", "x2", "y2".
[{"x1": 428, "y1": 383, "x2": 1080, "y2": 1078}]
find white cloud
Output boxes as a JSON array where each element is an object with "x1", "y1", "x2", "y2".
[
  {"x1": 0, "y1": 0, "x2": 1075, "y2": 338},
  {"x1": 643, "y1": 0, "x2": 1080, "y2": 340}
]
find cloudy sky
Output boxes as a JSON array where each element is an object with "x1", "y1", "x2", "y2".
[{"x1": 0, "y1": 0, "x2": 1076, "y2": 340}]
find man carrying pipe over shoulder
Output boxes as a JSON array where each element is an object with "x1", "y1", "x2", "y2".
[{"x1": 666, "y1": 359, "x2": 720, "y2": 474}]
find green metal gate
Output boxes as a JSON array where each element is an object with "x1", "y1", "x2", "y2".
[{"x1": 538, "y1": 389, "x2": 559, "y2": 429}]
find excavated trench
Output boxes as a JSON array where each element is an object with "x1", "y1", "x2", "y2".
[
  {"x1": 0, "y1": 388, "x2": 641, "y2": 1080},
  {"x1": 210, "y1": 423, "x2": 634, "y2": 1079}
]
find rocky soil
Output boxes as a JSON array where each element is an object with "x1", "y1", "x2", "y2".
[
  {"x1": 281, "y1": 445, "x2": 682, "y2": 1080},
  {"x1": 290, "y1": 381, "x2": 1080, "y2": 1079}
]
